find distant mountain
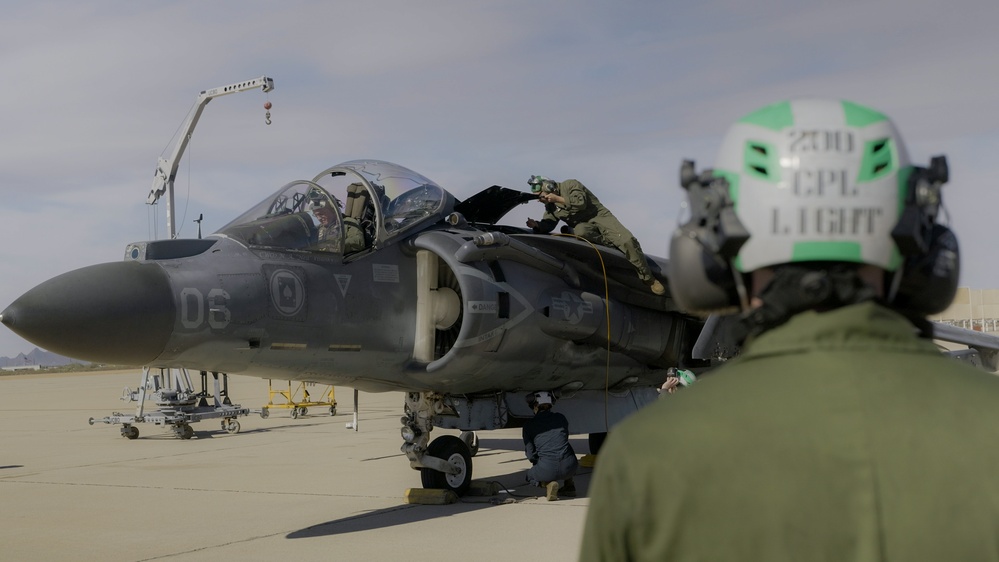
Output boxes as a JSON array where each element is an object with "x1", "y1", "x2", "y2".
[{"x1": 0, "y1": 348, "x2": 85, "y2": 368}]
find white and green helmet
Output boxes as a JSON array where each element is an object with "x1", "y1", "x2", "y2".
[{"x1": 713, "y1": 98, "x2": 911, "y2": 273}]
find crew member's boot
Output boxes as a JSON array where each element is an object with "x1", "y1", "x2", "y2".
[
  {"x1": 561, "y1": 477, "x2": 577, "y2": 498},
  {"x1": 545, "y1": 481, "x2": 559, "y2": 501}
]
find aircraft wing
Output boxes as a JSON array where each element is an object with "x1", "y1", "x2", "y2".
[{"x1": 931, "y1": 322, "x2": 999, "y2": 371}]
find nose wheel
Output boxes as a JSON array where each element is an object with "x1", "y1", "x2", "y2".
[
  {"x1": 402, "y1": 392, "x2": 475, "y2": 496},
  {"x1": 420, "y1": 435, "x2": 473, "y2": 496}
]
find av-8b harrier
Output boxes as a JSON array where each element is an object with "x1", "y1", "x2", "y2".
[
  {"x1": 5, "y1": 156, "x2": 999, "y2": 495},
  {"x1": 9, "y1": 77, "x2": 995, "y2": 496},
  {"x1": 1, "y1": 158, "x2": 709, "y2": 495}
]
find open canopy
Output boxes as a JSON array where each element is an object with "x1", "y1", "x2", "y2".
[{"x1": 216, "y1": 160, "x2": 455, "y2": 255}]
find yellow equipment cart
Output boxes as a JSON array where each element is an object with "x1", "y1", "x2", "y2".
[{"x1": 260, "y1": 380, "x2": 337, "y2": 419}]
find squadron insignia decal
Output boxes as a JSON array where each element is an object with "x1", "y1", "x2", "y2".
[{"x1": 268, "y1": 267, "x2": 305, "y2": 318}]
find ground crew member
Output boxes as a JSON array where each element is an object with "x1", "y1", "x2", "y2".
[
  {"x1": 526, "y1": 175, "x2": 665, "y2": 295},
  {"x1": 523, "y1": 391, "x2": 578, "y2": 501},
  {"x1": 657, "y1": 367, "x2": 695, "y2": 397},
  {"x1": 581, "y1": 98, "x2": 999, "y2": 560}
]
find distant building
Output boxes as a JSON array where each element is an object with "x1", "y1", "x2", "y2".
[{"x1": 1, "y1": 364, "x2": 41, "y2": 372}]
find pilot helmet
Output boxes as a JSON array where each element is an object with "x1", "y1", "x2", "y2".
[
  {"x1": 308, "y1": 188, "x2": 344, "y2": 211},
  {"x1": 528, "y1": 175, "x2": 557, "y2": 194},
  {"x1": 667, "y1": 97, "x2": 959, "y2": 316},
  {"x1": 307, "y1": 188, "x2": 329, "y2": 208}
]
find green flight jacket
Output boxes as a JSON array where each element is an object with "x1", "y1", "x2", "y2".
[
  {"x1": 534, "y1": 179, "x2": 605, "y2": 232},
  {"x1": 581, "y1": 302, "x2": 999, "y2": 561},
  {"x1": 534, "y1": 179, "x2": 654, "y2": 282}
]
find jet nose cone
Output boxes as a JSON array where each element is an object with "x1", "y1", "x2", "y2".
[{"x1": 2, "y1": 262, "x2": 175, "y2": 365}]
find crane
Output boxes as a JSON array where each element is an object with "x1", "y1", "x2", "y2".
[{"x1": 147, "y1": 76, "x2": 274, "y2": 238}]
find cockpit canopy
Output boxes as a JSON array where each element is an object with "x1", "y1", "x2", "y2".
[{"x1": 216, "y1": 160, "x2": 455, "y2": 255}]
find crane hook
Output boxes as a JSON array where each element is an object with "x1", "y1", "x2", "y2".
[{"x1": 264, "y1": 101, "x2": 273, "y2": 125}]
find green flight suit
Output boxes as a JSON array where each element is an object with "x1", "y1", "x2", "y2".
[
  {"x1": 581, "y1": 302, "x2": 999, "y2": 561},
  {"x1": 343, "y1": 216, "x2": 366, "y2": 254},
  {"x1": 316, "y1": 217, "x2": 365, "y2": 254},
  {"x1": 533, "y1": 179, "x2": 655, "y2": 283}
]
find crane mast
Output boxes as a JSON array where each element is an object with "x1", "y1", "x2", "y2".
[{"x1": 147, "y1": 76, "x2": 274, "y2": 238}]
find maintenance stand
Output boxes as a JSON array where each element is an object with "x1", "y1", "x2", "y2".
[
  {"x1": 261, "y1": 380, "x2": 337, "y2": 419},
  {"x1": 89, "y1": 367, "x2": 251, "y2": 439}
]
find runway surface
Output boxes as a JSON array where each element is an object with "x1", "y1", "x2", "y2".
[{"x1": 0, "y1": 370, "x2": 592, "y2": 561}]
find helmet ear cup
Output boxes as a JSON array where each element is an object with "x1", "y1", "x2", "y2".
[
  {"x1": 667, "y1": 160, "x2": 750, "y2": 315},
  {"x1": 891, "y1": 223, "x2": 960, "y2": 315},
  {"x1": 889, "y1": 156, "x2": 957, "y2": 315},
  {"x1": 668, "y1": 225, "x2": 742, "y2": 314}
]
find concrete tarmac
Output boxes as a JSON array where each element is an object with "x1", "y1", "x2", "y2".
[{"x1": 0, "y1": 370, "x2": 592, "y2": 561}]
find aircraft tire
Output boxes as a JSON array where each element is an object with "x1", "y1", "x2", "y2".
[
  {"x1": 588, "y1": 432, "x2": 607, "y2": 455},
  {"x1": 122, "y1": 426, "x2": 139, "y2": 440},
  {"x1": 420, "y1": 435, "x2": 473, "y2": 496}
]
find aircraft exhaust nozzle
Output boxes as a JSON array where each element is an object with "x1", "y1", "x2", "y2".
[
  {"x1": 1, "y1": 261, "x2": 176, "y2": 366},
  {"x1": 537, "y1": 288, "x2": 689, "y2": 367}
]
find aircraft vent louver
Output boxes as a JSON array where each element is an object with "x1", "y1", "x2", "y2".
[{"x1": 435, "y1": 259, "x2": 463, "y2": 359}]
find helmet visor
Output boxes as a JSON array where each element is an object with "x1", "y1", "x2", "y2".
[{"x1": 528, "y1": 175, "x2": 543, "y2": 193}]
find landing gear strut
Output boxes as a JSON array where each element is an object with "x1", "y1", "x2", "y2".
[
  {"x1": 459, "y1": 431, "x2": 479, "y2": 456},
  {"x1": 400, "y1": 392, "x2": 474, "y2": 496}
]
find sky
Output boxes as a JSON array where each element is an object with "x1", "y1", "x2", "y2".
[{"x1": 1, "y1": 0, "x2": 998, "y2": 357}]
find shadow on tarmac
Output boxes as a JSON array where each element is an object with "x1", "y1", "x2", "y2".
[
  {"x1": 286, "y1": 467, "x2": 594, "y2": 539},
  {"x1": 88, "y1": 420, "x2": 331, "y2": 440},
  {"x1": 287, "y1": 501, "x2": 500, "y2": 538}
]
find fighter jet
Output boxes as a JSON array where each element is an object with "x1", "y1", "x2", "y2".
[{"x1": 1, "y1": 159, "x2": 705, "y2": 495}]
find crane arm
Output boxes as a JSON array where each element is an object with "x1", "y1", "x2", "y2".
[{"x1": 147, "y1": 76, "x2": 274, "y2": 237}]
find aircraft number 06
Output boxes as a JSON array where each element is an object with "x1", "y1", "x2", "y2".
[{"x1": 180, "y1": 288, "x2": 231, "y2": 330}]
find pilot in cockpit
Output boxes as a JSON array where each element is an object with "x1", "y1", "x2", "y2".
[{"x1": 309, "y1": 190, "x2": 365, "y2": 254}]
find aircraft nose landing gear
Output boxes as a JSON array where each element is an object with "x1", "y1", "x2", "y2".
[
  {"x1": 420, "y1": 435, "x2": 472, "y2": 494},
  {"x1": 401, "y1": 392, "x2": 473, "y2": 496}
]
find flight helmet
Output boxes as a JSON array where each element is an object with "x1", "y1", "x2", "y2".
[
  {"x1": 668, "y1": 97, "x2": 958, "y2": 315},
  {"x1": 532, "y1": 391, "x2": 554, "y2": 406},
  {"x1": 528, "y1": 175, "x2": 557, "y2": 194},
  {"x1": 307, "y1": 187, "x2": 329, "y2": 208}
]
